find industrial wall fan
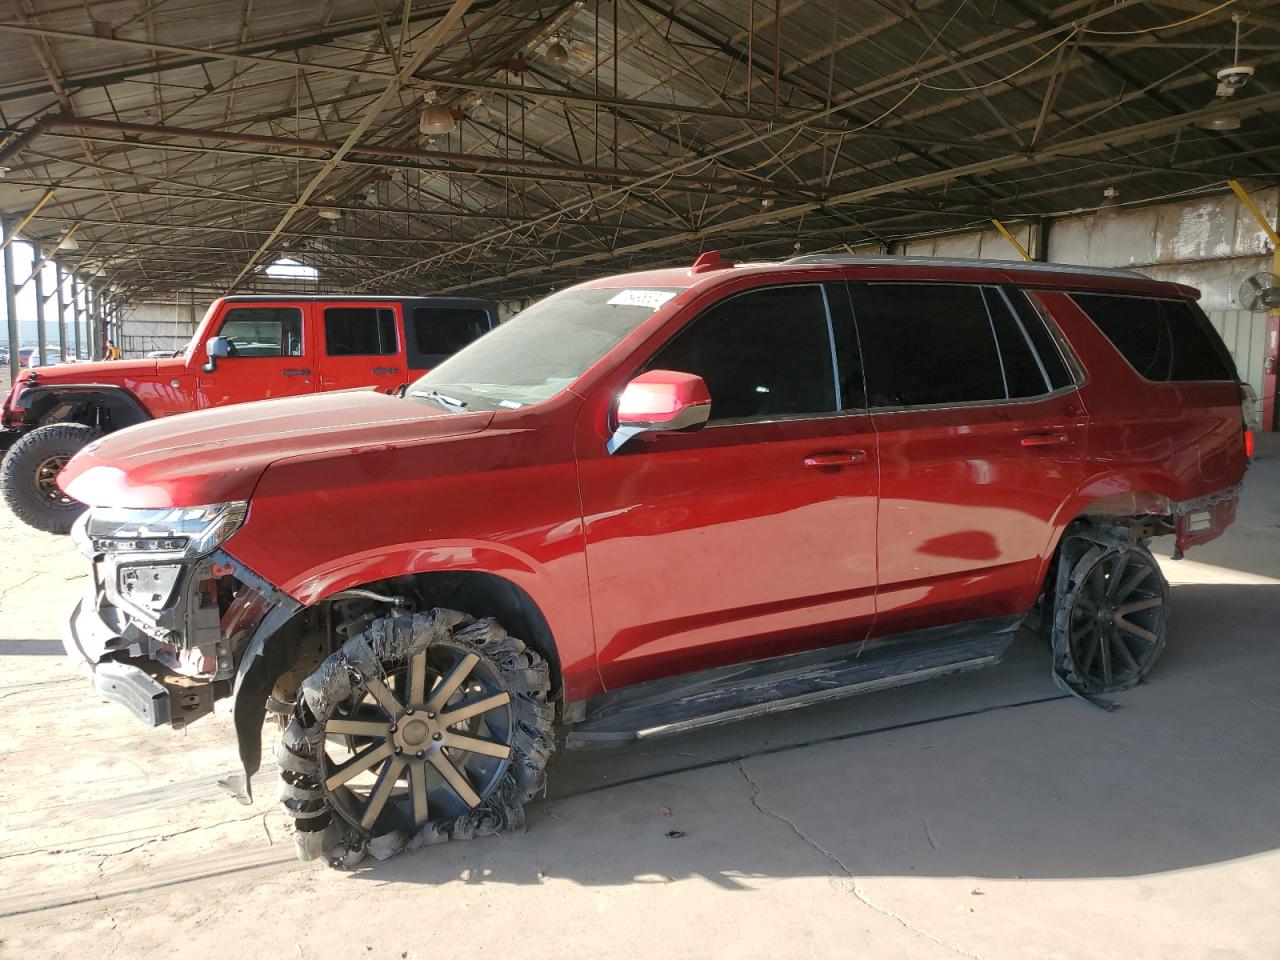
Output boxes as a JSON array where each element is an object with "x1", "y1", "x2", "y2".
[{"x1": 1239, "y1": 272, "x2": 1280, "y2": 312}]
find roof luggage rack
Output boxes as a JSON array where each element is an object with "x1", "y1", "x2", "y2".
[{"x1": 780, "y1": 253, "x2": 1148, "y2": 280}]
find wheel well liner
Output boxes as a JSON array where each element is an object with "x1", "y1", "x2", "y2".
[{"x1": 16, "y1": 383, "x2": 150, "y2": 430}]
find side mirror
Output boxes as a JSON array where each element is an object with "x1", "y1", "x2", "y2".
[
  {"x1": 202, "y1": 336, "x2": 231, "y2": 373},
  {"x1": 607, "y1": 369, "x2": 711, "y2": 454}
]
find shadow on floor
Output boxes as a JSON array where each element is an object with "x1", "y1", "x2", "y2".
[{"x1": 344, "y1": 579, "x2": 1280, "y2": 888}]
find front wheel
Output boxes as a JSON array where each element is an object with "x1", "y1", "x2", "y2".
[
  {"x1": 0, "y1": 422, "x2": 100, "y2": 534},
  {"x1": 277, "y1": 610, "x2": 555, "y2": 864}
]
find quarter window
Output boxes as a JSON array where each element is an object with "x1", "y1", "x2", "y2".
[
  {"x1": 647, "y1": 285, "x2": 837, "y2": 422},
  {"x1": 1071, "y1": 293, "x2": 1237, "y2": 382},
  {"x1": 413, "y1": 307, "x2": 491, "y2": 356},
  {"x1": 324, "y1": 307, "x2": 398, "y2": 356},
  {"x1": 218, "y1": 307, "x2": 303, "y2": 357}
]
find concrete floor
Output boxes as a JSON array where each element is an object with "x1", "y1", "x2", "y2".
[{"x1": 1, "y1": 438, "x2": 1278, "y2": 959}]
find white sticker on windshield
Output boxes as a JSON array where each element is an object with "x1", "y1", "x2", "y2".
[{"x1": 607, "y1": 289, "x2": 676, "y2": 309}]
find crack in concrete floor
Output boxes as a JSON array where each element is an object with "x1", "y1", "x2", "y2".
[{"x1": 736, "y1": 760, "x2": 985, "y2": 960}]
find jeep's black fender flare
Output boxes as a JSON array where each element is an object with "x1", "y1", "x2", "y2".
[{"x1": 16, "y1": 382, "x2": 151, "y2": 430}]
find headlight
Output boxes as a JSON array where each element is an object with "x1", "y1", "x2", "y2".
[{"x1": 83, "y1": 501, "x2": 248, "y2": 558}]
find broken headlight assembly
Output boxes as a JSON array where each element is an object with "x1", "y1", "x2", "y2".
[{"x1": 72, "y1": 501, "x2": 249, "y2": 559}]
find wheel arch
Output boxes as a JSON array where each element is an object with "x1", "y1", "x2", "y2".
[
  {"x1": 230, "y1": 563, "x2": 564, "y2": 797},
  {"x1": 1035, "y1": 468, "x2": 1183, "y2": 595},
  {"x1": 16, "y1": 383, "x2": 151, "y2": 431}
]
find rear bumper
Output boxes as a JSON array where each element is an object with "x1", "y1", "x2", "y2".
[
  {"x1": 62, "y1": 593, "x2": 172, "y2": 726},
  {"x1": 1173, "y1": 483, "x2": 1241, "y2": 553}
]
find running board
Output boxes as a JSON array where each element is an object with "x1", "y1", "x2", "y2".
[{"x1": 565, "y1": 621, "x2": 1018, "y2": 750}]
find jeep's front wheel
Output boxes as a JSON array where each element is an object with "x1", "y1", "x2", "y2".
[
  {"x1": 0, "y1": 422, "x2": 100, "y2": 534},
  {"x1": 277, "y1": 611, "x2": 554, "y2": 863}
]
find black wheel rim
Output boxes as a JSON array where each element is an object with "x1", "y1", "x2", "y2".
[
  {"x1": 319, "y1": 640, "x2": 514, "y2": 835},
  {"x1": 1067, "y1": 548, "x2": 1166, "y2": 690},
  {"x1": 34, "y1": 455, "x2": 74, "y2": 504}
]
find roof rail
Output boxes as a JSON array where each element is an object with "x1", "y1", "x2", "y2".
[{"x1": 780, "y1": 253, "x2": 1149, "y2": 280}]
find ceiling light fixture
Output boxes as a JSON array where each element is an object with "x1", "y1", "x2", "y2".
[{"x1": 419, "y1": 90, "x2": 457, "y2": 135}]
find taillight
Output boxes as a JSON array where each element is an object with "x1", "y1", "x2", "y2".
[{"x1": 1245, "y1": 429, "x2": 1255, "y2": 460}]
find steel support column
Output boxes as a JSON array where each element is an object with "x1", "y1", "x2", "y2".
[
  {"x1": 54, "y1": 261, "x2": 67, "y2": 360},
  {"x1": 71, "y1": 274, "x2": 83, "y2": 361},
  {"x1": 32, "y1": 259, "x2": 46, "y2": 367},
  {"x1": 2, "y1": 218, "x2": 18, "y2": 381}
]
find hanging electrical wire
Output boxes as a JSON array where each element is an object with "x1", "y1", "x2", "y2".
[
  {"x1": 1082, "y1": 0, "x2": 1238, "y2": 36},
  {"x1": 922, "y1": 31, "x2": 1079, "y2": 92}
]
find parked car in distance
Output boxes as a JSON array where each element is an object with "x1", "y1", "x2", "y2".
[
  {"x1": 1, "y1": 294, "x2": 496, "y2": 532},
  {"x1": 58, "y1": 253, "x2": 1250, "y2": 864}
]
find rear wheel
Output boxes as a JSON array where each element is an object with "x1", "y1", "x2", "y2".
[
  {"x1": 0, "y1": 422, "x2": 100, "y2": 534},
  {"x1": 1052, "y1": 539, "x2": 1168, "y2": 693}
]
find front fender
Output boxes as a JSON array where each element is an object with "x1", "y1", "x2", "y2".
[{"x1": 282, "y1": 539, "x2": 548, "y2": 607}]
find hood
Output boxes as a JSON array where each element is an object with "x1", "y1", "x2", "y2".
[
  {"x1": 23, "y1": 358, "x2": 162, "y2": 382},
  {"x1": 60, "y1": 390, "x2": 494, "y2": 508}
]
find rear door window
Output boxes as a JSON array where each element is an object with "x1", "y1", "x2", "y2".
[
  {"x1": 1006, "y1": 288, "x2": 1075, "y2": 390},
  {"x1": 853, "y1": 283, "x2": 1007, "y2": 407},
  {"x1": 1070, "y1": 293, "x2": 1237, "y2": 381},
  {"x1": 324, "y1": 307, "x2": 398, "y2": 356},
  {"x1": 218, "y1": 307, "x2": 303, "y2": 357},
  {"x1": 851, "y1": 283, "x2": 1077, "y2": 407},
  {"x1": 408, "y1": 306, "x2": 492, "y2": 369},
  {"x1": 646, "y1": 284, "x2": 837, "y2": 422}
]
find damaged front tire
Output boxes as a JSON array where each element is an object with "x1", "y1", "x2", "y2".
[{"x1": 276, "y1": 609, "x2": 554, "y2": 865}]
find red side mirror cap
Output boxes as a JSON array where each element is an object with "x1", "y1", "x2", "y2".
[{"x1": 610, "y1": 370, "x2": 711, "y2": 453}]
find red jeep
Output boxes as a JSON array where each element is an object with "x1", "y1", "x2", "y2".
[
  {"x1": 58, "y1": 254, "x2": 1250, "y2": 864},
  {"x1": 1, "y1": 294, "x2": 495, "y2": 532}
]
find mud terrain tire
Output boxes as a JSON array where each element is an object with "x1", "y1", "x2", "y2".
[
  {"x1": 276, "y1": 609, "x2": 554, "y2": 865},
  {"x1": 0, "y1": 422, "x2": 100, "y2": 534}
]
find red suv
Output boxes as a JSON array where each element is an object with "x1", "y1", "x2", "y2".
[
  {"x1": 1, "y1": 294, "x2": 495, "y2": 533},
  {"x1": 58, "y1": 254, "x2": 1250, "y2": 864}
]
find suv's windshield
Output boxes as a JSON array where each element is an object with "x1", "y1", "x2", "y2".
[{"x1": 408, "y1": 286, "x2": 681, "y2": 411}]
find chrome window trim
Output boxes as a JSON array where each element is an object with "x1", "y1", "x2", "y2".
[
  {"x1": 866, "y1": 384, "x2": 1081, "y2": 417},
  {"x1": 991, "y1": 287, "x2": 1053, "y2": 395}
]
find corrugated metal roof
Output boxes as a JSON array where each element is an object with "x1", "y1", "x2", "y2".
[{"x1": 0, "y1": 0, "x2": 1273, "y2": 301}]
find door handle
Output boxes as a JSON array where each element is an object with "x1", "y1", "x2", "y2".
[
  {"x1": 282, "y1": 368, "x2": 311, "y2": 377},
  {"x1": 371, "y1": 366, "x2": 399, "y2": 375},
  {"x1": 1021, "y1": 432, "x2": 1070, "y2": 448},
  {"x1": 804, "y1": 450, "x2": 868, "y2": 468}
]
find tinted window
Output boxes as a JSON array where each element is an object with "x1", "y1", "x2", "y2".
[
  {"x1": 324, "y1": 307, "x2": 397, "y2": 356},
  {"x1": 414, "y1": 307, "x2": 490, "y2": 356},
  {"x1": 1072, "y1": 294, "x2": 1236, "y2": 382},
  {"x1": 218, "y1": 307, "x2": 303, "y2": 357},
  {"x1": 1007, "y1": 289, "x2": 1074, "y2": 390},
  {"x1": 647, "y1": 285, "x2": 836, "y2": 422},
  {"x1": 984, "y1": 287, "x2": 1050, "y2": 398},
  {"x1": 855, "y1": 284, "x2": 1006, "y2": 406}
]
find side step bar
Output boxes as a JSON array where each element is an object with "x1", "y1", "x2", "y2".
[{"x1": 565, "y1": 622, "x2": 1018, "y2": 750}]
